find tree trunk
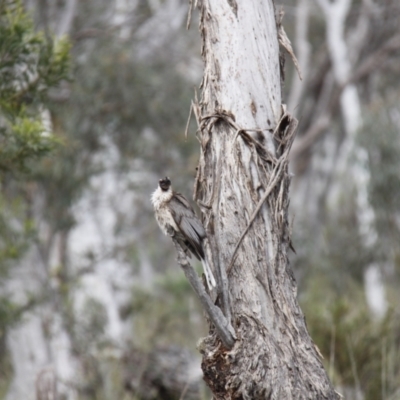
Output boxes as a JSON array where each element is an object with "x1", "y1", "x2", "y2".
[{"x1": 193, "y1": 1, "x2": 339, "y2": 398}]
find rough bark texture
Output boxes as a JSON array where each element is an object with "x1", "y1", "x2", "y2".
[{"x1": 193, "y1": 1, "x2": 339, "y2": 398}]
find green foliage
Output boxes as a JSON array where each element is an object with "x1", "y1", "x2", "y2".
[
  {"x1": 0, "y1": 0, "x2": 70, "y2": 340},
  {"x1": 0, "y1": 0, "x2": 70, "y2": 172},
  {"x1": 0, "y1": 195, "x2": 35, "y2": 274},
  {"x1": 301, "y1": 274, "x2": 400, "y2": 400},
  {"x1": 0, "y1": 0, "x2": 70, "y2": 266},
  {"x1": 0, "y1": 115, "x2": 57, "y2": 171}
]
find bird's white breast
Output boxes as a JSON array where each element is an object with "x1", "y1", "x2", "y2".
[{"x1": 151, "y1": 187, "x2": 179, "y2": 235}]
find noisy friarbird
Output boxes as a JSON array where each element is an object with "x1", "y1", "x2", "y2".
[{"x1": 151, "y1": 177, "x2": 216, "y2": 289}]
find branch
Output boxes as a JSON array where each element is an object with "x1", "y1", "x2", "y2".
[
  {"x1": 291, "y1": 32, "x2": 400, "y2": 160},
  {"x1": 172, "y1": 239, "x2": 236, "y2": 349},
  {"x1": 290, "y1": 115, "x2": 331, "y2": 160},
  {"x1": 350, "y1": 34, "x2": 400, "y2": 83},
  {"x1": 226, "y1": 158, "x2": 284, "y2": 275}
]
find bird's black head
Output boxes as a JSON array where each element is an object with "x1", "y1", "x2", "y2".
[{"x1": 159, "y1": 177, "x2": 171, "y2": 191}]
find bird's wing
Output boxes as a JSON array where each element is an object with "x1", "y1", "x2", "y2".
[
  {"x1": 171, "y1": 192, "x2": 194, "y2": 211},
  {"x1": 169, "y1": 193, "x2": 206, "y2": 259}
]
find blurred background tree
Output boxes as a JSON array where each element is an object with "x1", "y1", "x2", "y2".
[
  {"x1": 0, "y1": 0, "x2": 399, "y2": 399},
  {"x1": 0, "y1": 2, "x2": 69, "y2": 396}
]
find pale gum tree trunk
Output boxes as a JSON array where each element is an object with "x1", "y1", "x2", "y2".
[
  {"x1": 316, "y1": 0, "x2": 387, "y2": 319},
  {"x1": 192, "y1": 1, "x2": 339, "y2": 398}
]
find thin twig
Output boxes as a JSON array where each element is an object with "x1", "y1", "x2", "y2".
[
  {"x1": 184, "y1": 102, "x2": 193, "y2": 139},
  {"x1": 226, "y1": 116, "x2": 297, "y2": 275},
  {"x1": 346, "y1": 335, "x2": 362, "y2": 398},
  {"x1": 382, "y1": 337, "x2": 387, "y2": 400},
  {"x1": 227, "y1": 159, "x2": 285, "y2": 275},
  {"x1": 186, "y1": 0, "x2": 193, "y2": 30},
  {"x1": 179, "y1": 380, "x2": 190, "y2": 400},
  {"x1": 329, "y1": 324, "x2": 336, "y2": 381}
]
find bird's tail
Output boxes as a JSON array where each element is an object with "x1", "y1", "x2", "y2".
[{"x1": 201, "y1": 257, "x2": 216, "y2": 290}]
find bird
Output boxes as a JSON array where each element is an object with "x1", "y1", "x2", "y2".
[{"x1": 151, "y1": 177, "x2": 216, "y2": 289}]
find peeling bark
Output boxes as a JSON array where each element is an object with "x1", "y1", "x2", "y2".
[{"x1": 193, "y1": 1, "x2": 339, "y2": 398}]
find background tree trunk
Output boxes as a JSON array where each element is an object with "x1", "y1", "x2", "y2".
[{"x1": 194, "y1": 1, "x2": 339, "y2": 398}]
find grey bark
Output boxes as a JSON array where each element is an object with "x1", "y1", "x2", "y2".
[{"x1": 191, "y1": 0, "x2": 339, "y2": 398}]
